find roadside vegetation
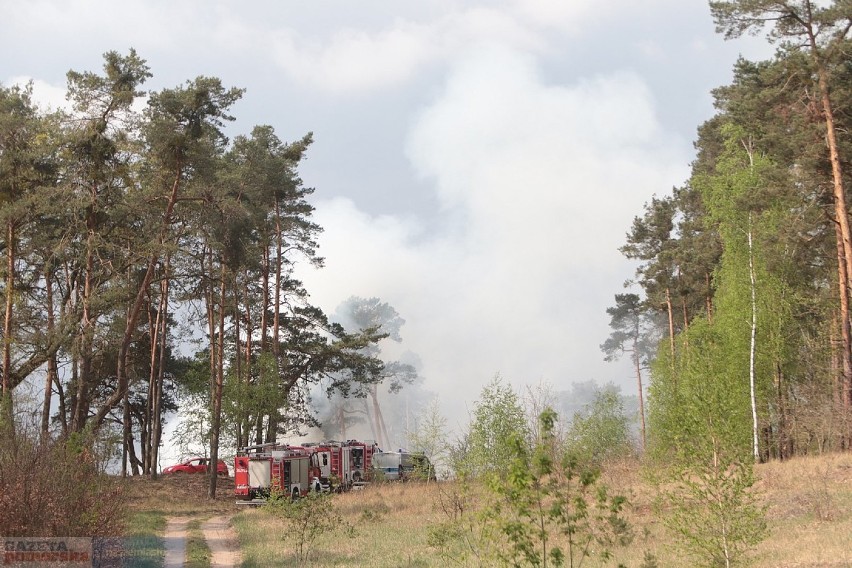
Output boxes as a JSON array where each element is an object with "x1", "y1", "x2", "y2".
[
  {"x1": 227, "y1": 452, "x2": 852, "y2": 567},
  {"x1": 225, "y1": 378, "x2": 852, "y2": 567},
  {"x1": 0, "y1": 430, "x2": 125, "y2": 538}
]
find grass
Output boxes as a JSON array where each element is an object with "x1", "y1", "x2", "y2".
[
  {"x1": 123, "y1": 511, "x2": 166, "y2": 568},
  {"x1": 234, "y1": 483, "x2": 444, "y2": 567},
  {"x1": 116, "y1": 456, "x2": 852, "y2": 567},
  {"x1": 224, "y1": 453, "x2": 852, "y2": 567},
  {"x1": 185, "y1": 518, "x2": 212, "y2": 568},
  {"x1": 750, "y1": 453, "x2": 852, "y2": 567},
  {"x1": 125, "y1": 474, "x2": 239, "y2": 517},
  {"x1": 121, "y1": 473, "x2": 238, "y2": 567}
]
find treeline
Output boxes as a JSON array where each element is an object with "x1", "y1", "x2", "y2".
[
  {"x1": 0, "y1": 50, "x2": 393, "y2": 497},
  {"x1": 606, "y1": 1, "x2": 852, "y2": 464}
]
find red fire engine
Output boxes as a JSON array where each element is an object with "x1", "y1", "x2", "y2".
[
  {"x1": 234, "y1": 444, "x2": 322, "y2": 503},
  {"x1": 235, "y1": 439, "x2": 380, "y2": 502},
  {"x1": 304, "y1": 440, "x2": 380, "y2": 490}
]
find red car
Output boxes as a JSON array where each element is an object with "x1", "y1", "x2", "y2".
[{"x1": 163, "y1": 457, "x2": 229, "y2": 476}]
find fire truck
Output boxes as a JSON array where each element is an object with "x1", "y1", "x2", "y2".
[
  {"x1": 234, "y1": 443, "x2": 322, "y2": 503},
  {"x1": 235, "y1": 439, "x2": 381, "y2": 502},
  {"x1": 304, "y1": 440, "x2": 381, "y2": 490}
]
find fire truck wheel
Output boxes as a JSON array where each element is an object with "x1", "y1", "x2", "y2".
[
  {"x1": 352, "y1": 471, "x2": 362, "y2": 483},
  {"x1": 291, "y1": 487, "x2": 300, "y2": 501}
]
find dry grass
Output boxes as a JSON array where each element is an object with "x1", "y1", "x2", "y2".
[
  {"x1": 602, "y1": 453, "x2": 852, "y2": 567},
  {"x1": 125, "y1": 474, "x2": 241, "y2": 516},
  {"x1": 750, "y1": 453, "x2": 852, "y2": 568},
  {"x1": 235, "y1": 482, "x2": 446, "y2": 567},
  {"x1": 122, "y1": 455, "x2": 852, "y2": 567}
]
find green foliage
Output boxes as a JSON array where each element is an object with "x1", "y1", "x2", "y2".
[
  {"x1": 433, "y1": 409, "x2": 632, "y2": 567},
  {"x1": 709, "y1": 0, "x2": 850, "y2": 46},
  {"x1": 407, "y1": 397, "x2": 449, "y2": 481},
  {"x1": 409, "y1": 453, "x2": 438, "y2": 482},
  {"x1": 457, "y1": 375, "x2": 528, "y2": 479},
  {"x1": 170, "y1": 394, "x2": 213, "y2": 460},
  {"x1": 601, "y1": 293, "x2": 658, "y2": 367},
  {"x1": 648, "y1": 124, "x2": 798, "y2": 463},
  {"x1": 565, "y1": 384, "x2": 634, "y2": 467},
  {"x1": 645, "y1": 130, "x2": 775, "y2": 567},
  {"x1": 265, "y1": 491, "x2": 347, "y2": 565},
  {"x1": 648, "y1": 318, "x2": 754, "y2": 465},
  {"x1": 659, "y1": 458, "x2": 768, "y2": 567}
]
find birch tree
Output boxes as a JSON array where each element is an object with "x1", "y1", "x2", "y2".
[{"x1": 711, "y1": 0, "x2": 852, "y2": 407}]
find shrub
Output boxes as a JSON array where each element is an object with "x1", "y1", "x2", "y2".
[
  {"x1": 565, "y1": 385, "x2": 634, "y2": 467},
  {"x1": 265, "y1": 490, "x2": 346, "y2": 564},
  {"x1": 660, "y1": 458, "x2": 768, "y2": 568},
  {"x1": 456, "y1": 376, "x2": 528, "y2": 480},
  {"x1": 431, "y1": 409, "x2": 633, "y2": 567},
  {"x1": 0, "y1": 433, "x2": 126, "y2": 537}
]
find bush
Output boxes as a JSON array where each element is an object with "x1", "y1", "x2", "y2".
[
  {"x1": 431, "y1": 409, "x2": 633, "y2": 567},
  {"x1": 565, "y1": 385, "x2": 634, "y2": 466},
  {"x1": 457, "y1": 376, "x2": 529, "y2": 479},
  {"x1": 660, "y1": 458, "x2": 768, "y2": 567},
  {"x1": 265, "y1": 490, "x2": 346, "y2": 564},
  {"x1": 0, "y1": 433, "x2": 126, "y2": 537}
]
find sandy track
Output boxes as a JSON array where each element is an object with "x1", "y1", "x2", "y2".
[
  {"x1": 163, "y1": 517, "x2": 190, "y2": 568},
  {"x1": 201, "y1": 515, "x2": 243, "y2": 568}
]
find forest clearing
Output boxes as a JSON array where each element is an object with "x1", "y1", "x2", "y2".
[
  {"x1": 4, "y1": 1, "x2": 852, "y2": 567},
  {"x1": 119, "y1": 452, "x2": 852, "y2": 567}
]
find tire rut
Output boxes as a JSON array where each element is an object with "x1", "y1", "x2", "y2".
[
  {"x1": 163, "y1": 515, "x2": 242, "y2": 567},
  {"x1": 163, "y1": 516, "x2": 190, "y2": 568},
  {"x1": 201, "y1": 515, "x2": 243, "y2": 568}
]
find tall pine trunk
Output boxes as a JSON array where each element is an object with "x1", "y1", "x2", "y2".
[
  {"x1": 805, "y1": 21, "x2": 852, "y2": 408},
  {"x1": 208, "y1": 268, "x2": 226, "y2": 499},
  {"x1": 632, "y1": 332, "x2": 646, "y2": 451},
  {"x1": 1, "y1": 222, "x2": 15, "y2": 432},
  {"x1": 150, "y1": 266, "x2": 169, "y2": 479},
  {"x1": 41, "y1": 266, "x2": 58, "y2": 441}
]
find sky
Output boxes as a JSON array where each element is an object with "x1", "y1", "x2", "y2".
[{"x1": 1, "y1": 1, "x2": 773, "y2": 434}]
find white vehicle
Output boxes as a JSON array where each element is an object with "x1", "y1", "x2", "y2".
[{"x1": 372, "y1": 451, "x2": 435, "y2": 481}]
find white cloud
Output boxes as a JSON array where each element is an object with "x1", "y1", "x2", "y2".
[
  {"x1": 7, "y1": 77, "x2": 68, "y2": 112},
  {"x1": 298, "y1": 48, "x2": 689, "y2": 416},
  {"x1": 506, "y1": 0, "x2": 613, "y2": 33},
  {"x1": 265, "y1": 7, "x2": 542, "y2": 93},
  {"x1": 269, "y1": 21, "x2": 436, "y2": 93}
]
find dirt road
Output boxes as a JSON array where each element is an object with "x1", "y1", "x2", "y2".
[
  {"x1": 162, "y1": 515, "x2": 242, "y2": 568},
  {"x1": 163, "y1": 517, "x2": 189, "y2": 568},
  {"x1": 202, "y1": 515, "x2": 243, "y2": 568}
]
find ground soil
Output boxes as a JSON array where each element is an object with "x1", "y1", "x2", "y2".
[
  {"x1": 127, "y1": 472, "x2": 244, "y2": 566},
  {"x1": 162, "y1": 517, "x2": 189, "y2": 568},
  {"x1": 201, "y1": 516, "x2": 243, "y2": 568}
]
